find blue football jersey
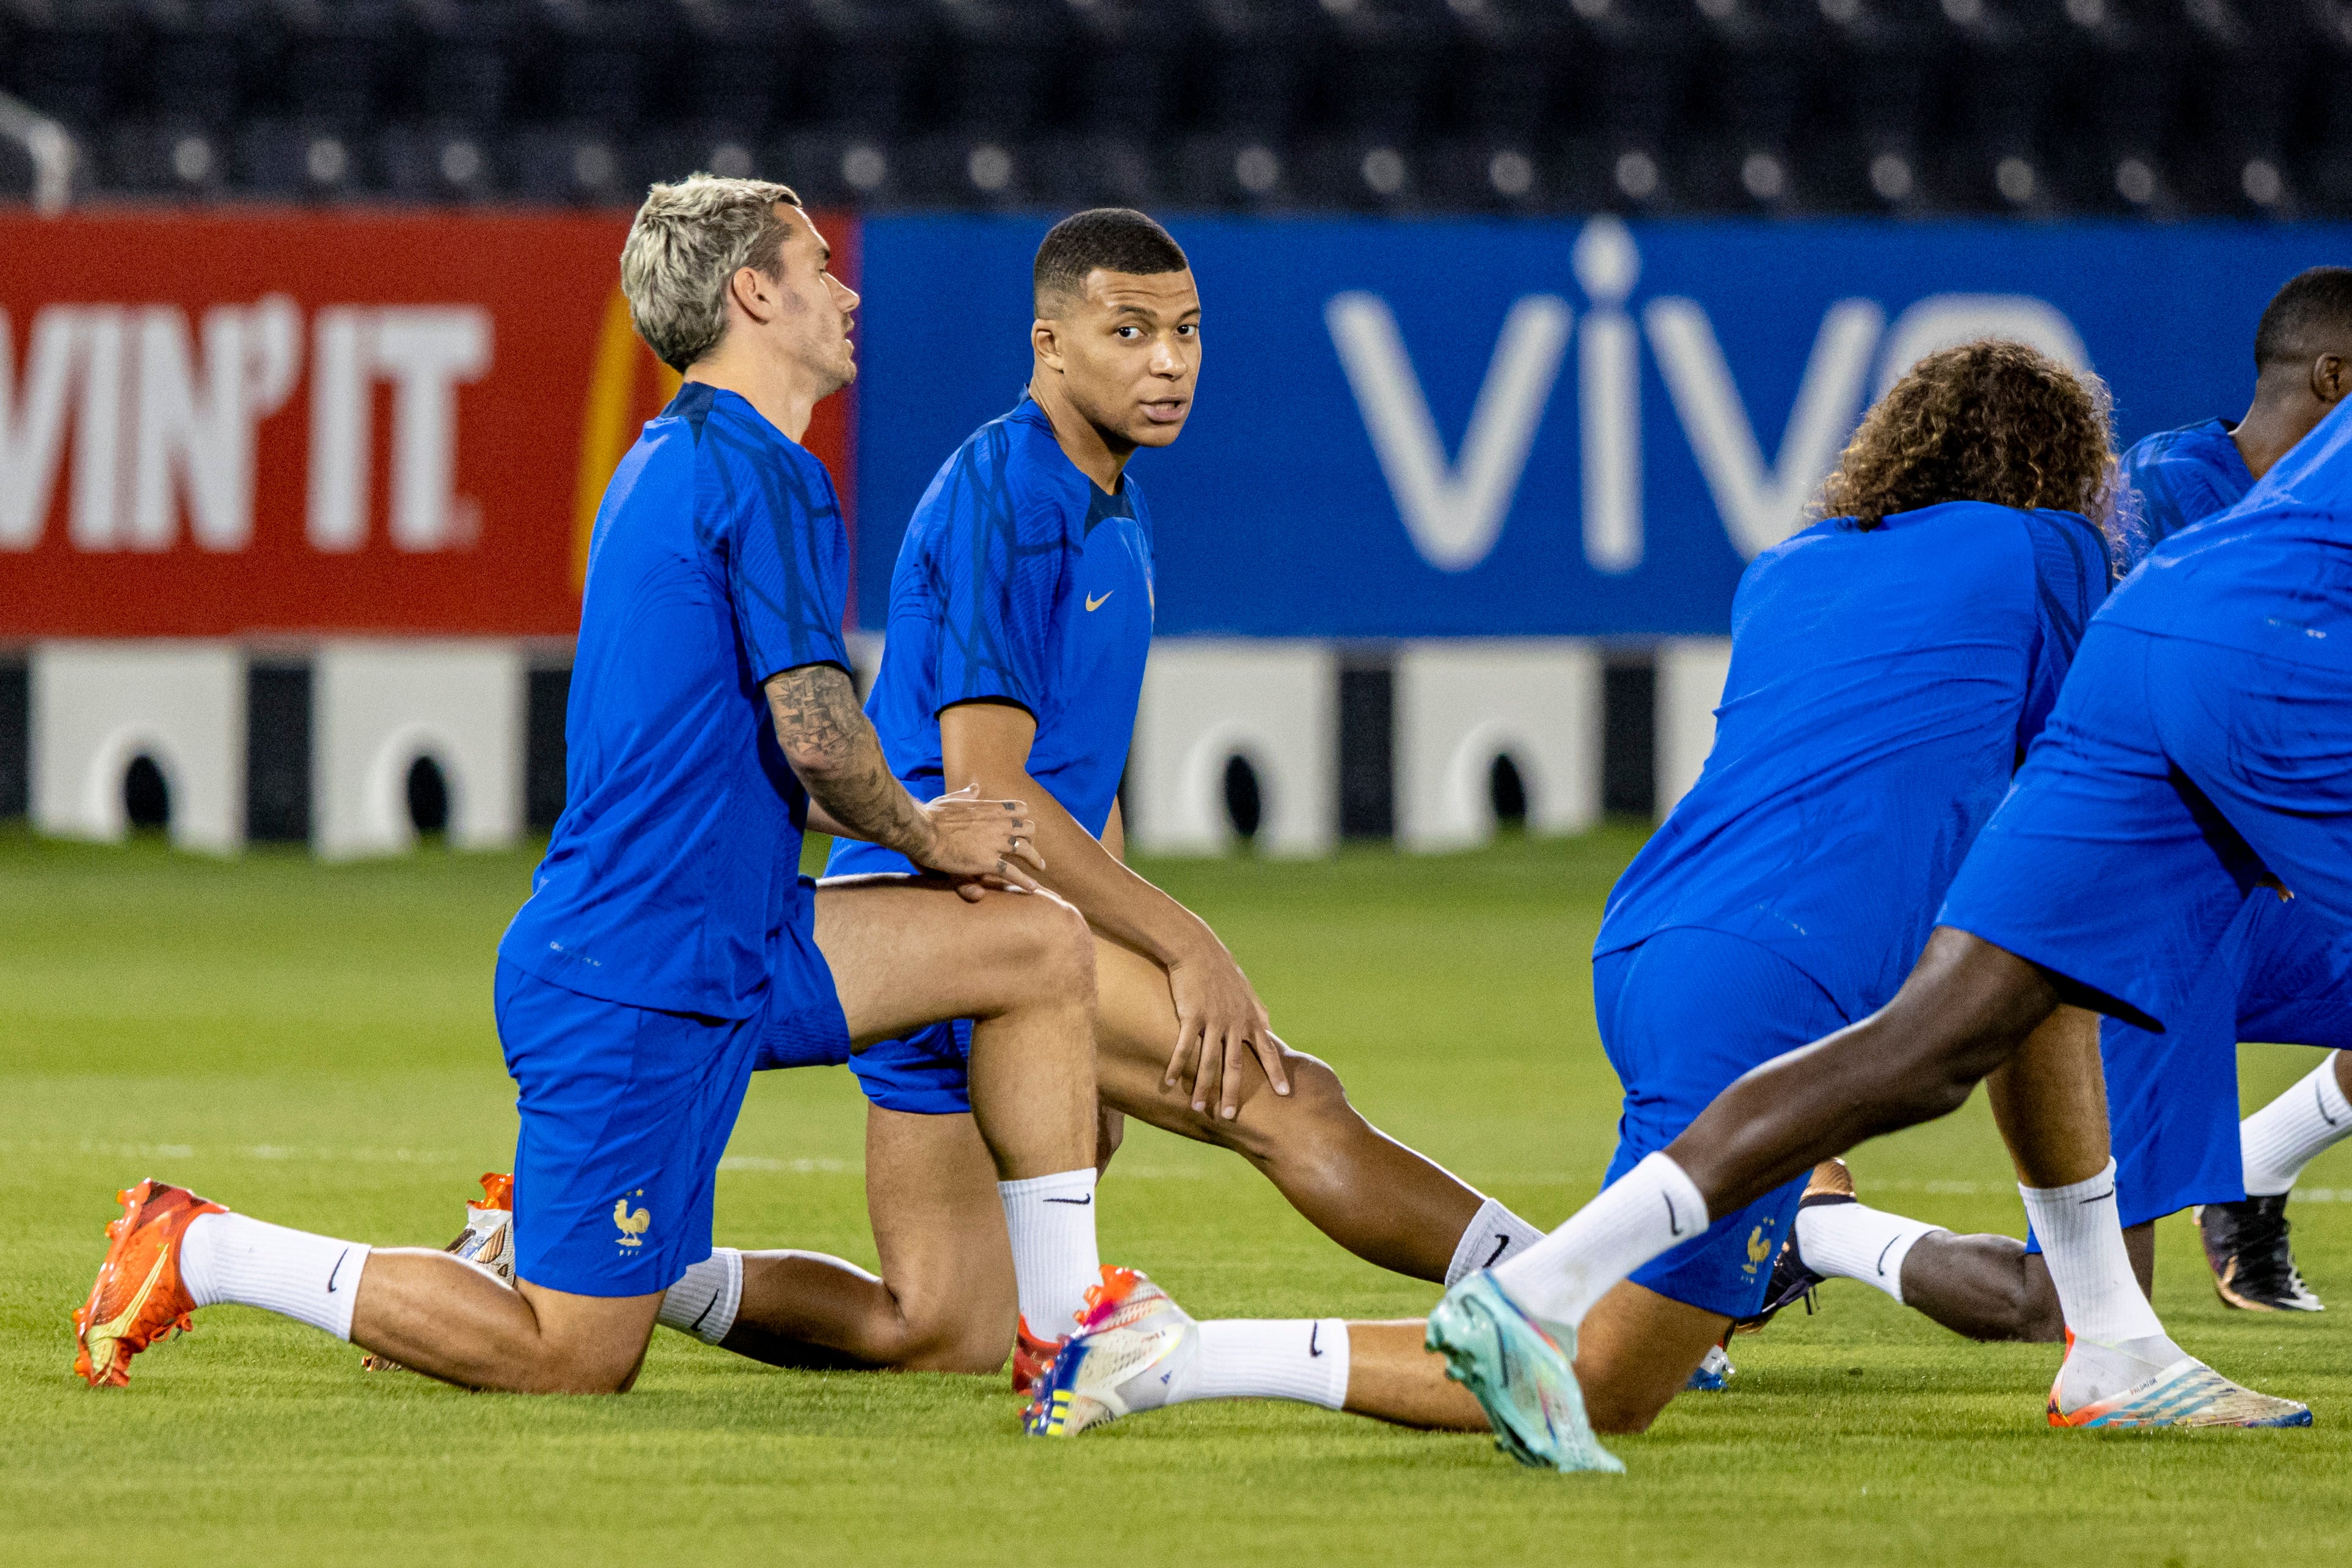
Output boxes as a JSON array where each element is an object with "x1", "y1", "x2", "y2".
[
  {"x1": 1596, "y1": 501, "x2": 2109, "y2": 1023},
  {"x1": 2116, "y1": 417, "x2": 2253, "y2": 567},
  {"x1": 2104, "y1": 394, "x2": 2352, "y2": 667},
  {"x1": 830, "y1": 398, "x2": 1155, "y2": 878},
  {"x1": 500, "y1": 383, "x2": 851, "y2": 1018}
]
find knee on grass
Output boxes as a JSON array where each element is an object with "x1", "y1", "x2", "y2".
[
  {"x1": 509, "y1": 1336, "x2": 650, "y2": 1396},
  {"x1": 885, "y1": 1308, "x2": 1015, "y2": 1376}
]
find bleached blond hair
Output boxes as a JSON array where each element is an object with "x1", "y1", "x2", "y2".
[{"x1": 619, "y1": 174, "x2": 802, "y2": 372}]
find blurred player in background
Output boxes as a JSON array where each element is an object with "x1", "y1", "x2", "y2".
[
  {"x1": 1761, "y1": 269, "x2": 2352, "y2": 1340},
  {"x1": 646, "y1": 208, "x2": 1541, "y2": 1397},
  {"x1": 1024, "y1": 341, "x2": 2148, "y2": 1457},
  {"x1": 75, "y1": 177, "x2": 1197, "y2": 1394}
]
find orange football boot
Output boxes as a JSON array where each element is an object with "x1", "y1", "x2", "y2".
[
  {"x1": 73, "y1": 1179, "x2": 226, "y2": 1388},
  {"x1": 1010, "y1": 1316, "x2": 1067, "y2": 1397}
]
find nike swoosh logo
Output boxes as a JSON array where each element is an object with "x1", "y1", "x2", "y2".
[
  {"x1": 327, "y1": 1249, "x2": 349, "y2": 1293},
  {"x1": 1664, "y1": 1193, "x2": 1685, "y2": 1237},
  {"x1": 1875, "y1": 1236, "x2": 1900, "y2": 1277},
  {"x1": 1486, "y1": 1234, "x2": 1512, "y2": 1268},
  {"x1": 2077, "y1": 1187, "x2": 2116, "y2": 1206},
  {"x1": 1309, "y1": 1322, "x2": 1322, "y2": 1357},
  {"x1": 1084, "y1": 591, "x2": 1113, "y2": 611},
  {"x1": 1043, "y1": 1194, "x2": 1093, "y2": 1206}
]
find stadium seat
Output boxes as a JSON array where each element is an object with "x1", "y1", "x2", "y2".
[{"x1": 0, "y1": 0, "x2": 2338, "y2": 216}]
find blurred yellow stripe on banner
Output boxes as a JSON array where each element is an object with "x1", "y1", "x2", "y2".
[{"x1": 573, "y1": 288, "x2": 681, "y2": 591}]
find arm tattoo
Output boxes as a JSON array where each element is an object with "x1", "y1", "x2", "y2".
[{"x1": 765, "y1": 664, "x2": 932, "y2": 860}]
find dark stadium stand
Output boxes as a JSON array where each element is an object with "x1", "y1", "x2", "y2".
[{"x1": 0, "y1": 0, "x2": 2343, "y2": 214}]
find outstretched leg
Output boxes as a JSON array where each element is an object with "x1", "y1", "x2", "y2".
[{"x1": 1088, "y1": 936, "x2": 1536, "y2": 1282}]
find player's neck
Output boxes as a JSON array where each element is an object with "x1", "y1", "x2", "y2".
[
  {"x1": 2233, "y1": 384, "x2": 2330, "y2": 481},
  {"x1": 684, "y1": 351, "x2": 824, "y2": 445},
  {"x1": 1028, "y1": 373, "x2": 1132, "y2": 493}
]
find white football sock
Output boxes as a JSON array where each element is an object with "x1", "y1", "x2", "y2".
[
  {"x1": 179, "y1": 1211, "x2": 368, "y2": 1341},
  {"x1": 1795, "y1": 1202, "x2": 1945, "y2": 1304},
  {"x1": 1169, "y1": 1319, "x2": 1349, "y2": 1410},
  {"x1": 2020, "y1": 1161, "x2": 2183, "y2": 1411},
  {"x1": 1443, "y1": 1198, "x2": 1546, "y2": 1286},
  {"x1": 2241, "y1": 1052, "x2": 2352, "y2": 1197},
  {"x1": 998, "y1": 1168, "x2": 1101, "y2": 1335},
  {"x1": 657, "y1": 1247, "x2": 743, "y2": 1345},
  {"x1": 1491, "y1": 1152, "x2": 1709, "y2": 1329}
]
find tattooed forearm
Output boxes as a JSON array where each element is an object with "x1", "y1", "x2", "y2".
[{"x1": 764, "y1": 664, "x2": 933, "y2": 861}]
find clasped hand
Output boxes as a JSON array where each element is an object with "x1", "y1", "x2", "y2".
[{"x1": 915, "y1": 784, "x2": 1048, "y2": 902}]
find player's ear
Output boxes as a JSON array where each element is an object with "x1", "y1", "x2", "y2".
[
  {"x1": 2315, "y1": 354, "x2": 2351, "y2": 406},
  {"x1": 728, "y1": 264, "x2": 776, "y2": 326},
  {"x1": 1032, "y1": 318, "x2": 1065, "y2": 373}
]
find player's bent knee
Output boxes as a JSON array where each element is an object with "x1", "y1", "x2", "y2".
[
  {"x1": 890, "y1": 1313, "x2": 1014, "y2": 1376},
  {"x1": 1581, "y1": 1379, "x2": 1673, "y2": 1436},
  {"x1": 1000, "y1": 892, "x2": 1097, "y2": 1007}
]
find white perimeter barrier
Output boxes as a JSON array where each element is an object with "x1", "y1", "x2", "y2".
[
  {"x1": 1129, "y1": 639, "x2": 1335, "y2": 858},
  {"x1": 315, "y1": 641, "x2": 523, "y2": 858},
  {"x1": 32, "y1": 641, "x2": 244, "y2": 851},
  {"x1": 1655, "y1": 637, "x2": 1733, "y2": 820},
  {"x1": 1395, "y1": 640, "x2": 1602, "y2": 851}
]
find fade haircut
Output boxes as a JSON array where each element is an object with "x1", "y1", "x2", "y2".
[
  {"x1": 2253, "y1": 266, "x2": 2352, "y2": 370},
  {"x1": 1033, "y1": 208, "x2": 1189, "y2": 314},
  {"x1": 621, "y1": 174, "x2": 802, "y2": 372}
]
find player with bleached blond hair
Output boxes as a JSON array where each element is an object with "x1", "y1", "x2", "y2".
[{"x1": 74, "y1": 175, "x2": 1192, "y2": 1395}]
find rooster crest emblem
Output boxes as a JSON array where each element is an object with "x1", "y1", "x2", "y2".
[
  {"x1": 613, "y1": 1192, "x2": 651, "y2": 1247},
  {"x1": 1744, "y1": 1224, "x2": 1773, "y2": 1271}
]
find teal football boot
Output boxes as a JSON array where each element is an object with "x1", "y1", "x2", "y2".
[{"x1": 1425, "y1": 1272, "x2": 1624, "y2": 1474}]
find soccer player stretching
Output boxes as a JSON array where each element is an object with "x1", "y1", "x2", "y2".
[
  {"x1": 1766, "y1": 269, "x2": 2352, "y2": 1338},
  {"x1": 1032, "y1": 342, "x2": 2168, "y2": 1456},
  {"x1": 73, "y1": 178, "x2": 1181, "y2": 1393},
  {"x1": 1415, "y1": 387, "x2": 2352, "y2": 1462},
  {"x1": 645, "y1": 209, "x2": 1539, "y2": 1399}
]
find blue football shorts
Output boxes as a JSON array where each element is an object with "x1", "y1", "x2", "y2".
[
  {"x1": 2047, "y1": 895, "x2": 2352, "y2": 1247},
  {"x1": 494, "y1": 878, "x2": 851, "y2": 1296},
  {"x1": 1940, "y1": 621, "x2": 2352, "y2": 1034},
  {"x1": 822, "y1": 841, "x2": 981, "y2": 1115},
  {"x1": 1593, "y1": 926, "x2": 1852, "y2": 1320}
]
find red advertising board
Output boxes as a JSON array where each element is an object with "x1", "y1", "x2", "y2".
[{"x1": 0, "y1": 209, "x2": 858, "y2": 638}]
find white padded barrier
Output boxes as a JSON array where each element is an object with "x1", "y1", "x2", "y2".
[
  {"x1": 1395, "y1": 640, "x2": 1602, "y2": 852},
  {"x1": 1655, "y1": 637, "x2": 1733, "y2": 820},
  {"x1": 1129, "y1": 639, "x2": 1335, "y2": 858},
  {"x1": 31, "y1": 641, "x2": 244, "y2": 853},
  {"x1": 315, "y1": 641, "x2": 524, "y2": 858}
]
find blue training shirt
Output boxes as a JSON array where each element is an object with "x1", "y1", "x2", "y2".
[
  {"x1": 829, "y1": 396, "x2": 1155, "y2": 877},
  {"x1": 2104, "y1": 393, "x2": 2352, "y2": 669},
  {"x1": 2117, "y1": 417, "x2": 2252, "y2": 566},
  {"x1": 500, "y1": 383, "x2": 852, "y2": 1018},
  {"x1": 1596, "y1": 501, "x2": 2109, "y2": 1023}
]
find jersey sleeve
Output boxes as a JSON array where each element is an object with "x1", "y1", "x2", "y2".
[
  {"x1": 724, "y1": 447, "x2": 853, "y2": 684},
  {"x1": 2017, "y1": 510, "x2": 2110, "y2": 753},
  {"x1": 927, "y1": 436, "x2": 1068, "y2": 718}
]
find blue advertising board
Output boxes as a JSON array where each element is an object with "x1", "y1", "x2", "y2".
[{"x1": 855, "y1": 216, "x2": 2351, "y2": 638}]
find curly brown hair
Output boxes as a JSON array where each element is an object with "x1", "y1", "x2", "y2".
[{"x1": 1817, "y1": 339, "x2": 2116, "y2": 536}]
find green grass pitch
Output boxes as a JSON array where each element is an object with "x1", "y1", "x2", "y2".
[{"x1": 2, "y1": 825, "x2": 2348, "y2": 1566}]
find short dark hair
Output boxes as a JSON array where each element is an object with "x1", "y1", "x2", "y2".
[
  {"x1": 2254, "y1": 267, "x2": 2352, "y2": 369},
  {"x1": 1033, "y1": 208, "x2": 1188, "y2": 313}
]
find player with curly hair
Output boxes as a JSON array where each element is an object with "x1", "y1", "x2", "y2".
[{"x1": 1026, "y1": 340, "x2": 2261, "y2": 1456}]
